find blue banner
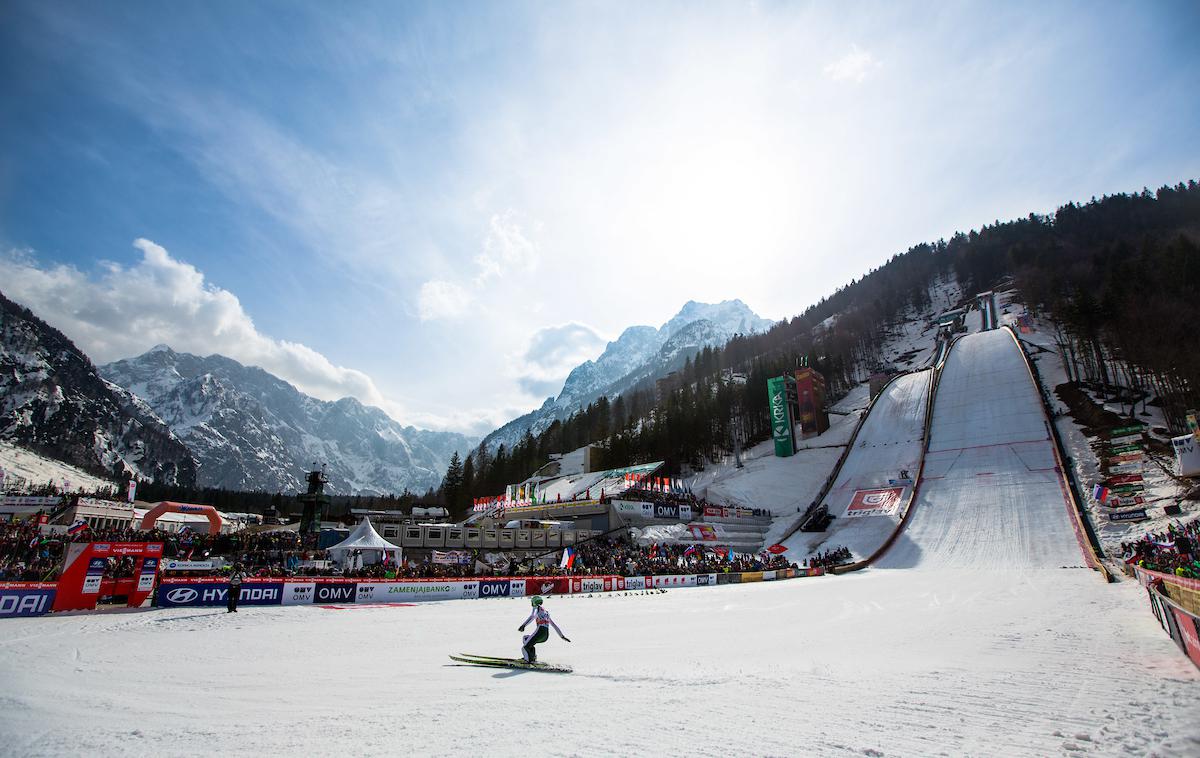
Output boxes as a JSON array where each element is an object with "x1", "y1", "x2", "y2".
[
  {"x1": 157, "y1": 582, "x2": 283, "y2": 607},
  {"x1": 0, "y1": 586, "x2": 57, "y2": 617},
  {"x1": 478, "y1": 579, "x2": 511, "y2": 598}
]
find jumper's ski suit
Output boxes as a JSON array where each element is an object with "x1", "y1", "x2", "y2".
[{"x1": 518, "y1": 606, "x2": 568, "y2": 662}]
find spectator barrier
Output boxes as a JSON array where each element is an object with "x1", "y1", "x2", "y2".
[
  {"x1": 1127, "y1": 564, "x2": 1200, "y2": 669},
  {"x1": 0, "y1": 582, "x2": 57, "y2": 618},
  {"x1": 155, "y1": 567, "x2": 823, "y2": 608}
]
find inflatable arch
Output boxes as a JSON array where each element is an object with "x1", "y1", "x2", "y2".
[{"x1": 139, "y1": 501, "x2": 223, "y2": 534}]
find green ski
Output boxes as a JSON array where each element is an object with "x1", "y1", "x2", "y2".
[{"x1": 449, "y1": 654, "x2": 572, "y2": 673}]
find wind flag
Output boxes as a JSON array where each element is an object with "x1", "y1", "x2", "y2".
[
  {"x1": 127, "y1": 479, "x2": 138, "y2": 503},
  {"x1": 67, "y1": 519, "x2": 88, "y2": 536},
  {"x1": 1092, "y1": 484, "x2": 1110, "y2": 503},
  {"x1": 559, "y1": 546, "x2": 576, "y2": 570}
]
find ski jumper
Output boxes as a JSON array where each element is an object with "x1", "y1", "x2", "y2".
[{"x1": 520, "y1": 607, "x2": 566, "y2": 662}]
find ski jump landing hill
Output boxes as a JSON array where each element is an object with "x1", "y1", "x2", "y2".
[
  {"x1": 783, "y1": 368, "x2": 932, "y2": 562},
  {"x1": 876, "y1": 328, "x2": 1098, "y2": 571}
]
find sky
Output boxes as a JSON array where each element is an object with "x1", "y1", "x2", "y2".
[{"x1": 1, "y1": 1, "x2": 1198, "y2": 436}]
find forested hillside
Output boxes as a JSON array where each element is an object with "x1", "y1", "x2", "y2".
[{"x1": 441, "y1": 181, "x2": 1200, "y2": 518}]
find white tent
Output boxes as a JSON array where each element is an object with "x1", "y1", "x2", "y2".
[{"x1": 327, "y1": 517, "x2": 402, "y2": 569}]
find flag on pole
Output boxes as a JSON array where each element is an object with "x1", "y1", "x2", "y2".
[
  {"x1": 559, "y1": 546, "x2": 576, "y2": 570},
  {"x1": 1092, "y1": 484, "x2": 1109, "y2": 503},
  {"x1": 127, "y1": 479, "x2": 138, "y2": 503}
]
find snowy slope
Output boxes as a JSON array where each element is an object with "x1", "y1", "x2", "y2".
[
  {"x1": 877, "y1": 330, "x2": 1083, "y2": 570},
  {"x1": 0, "y1": 440, "x2": 117, "y2": 494},
  {"x1": 0, "y1": 573, "x2": 1195, "y2": 756},
  {"x1": 786, "y1": 369, "x2": 932, "y2": 561}
]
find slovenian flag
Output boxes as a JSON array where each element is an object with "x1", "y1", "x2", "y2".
[
  {"x1": 683, "y1": 545, "x2": 698, "y2": 557},
  {"x1": 559, "y1": 547, "x2": 576, "y2": 570},
  {"x1": 1092, "y1": 484, "x2": 1109, "y2": 503},
  {"x1": 67, "y1": 519, "x2": 88, "y2": 535}
]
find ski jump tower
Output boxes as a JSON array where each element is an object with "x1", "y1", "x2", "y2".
[{"x1": 297, "y1": 465, "x2": 330, "y2": 535}]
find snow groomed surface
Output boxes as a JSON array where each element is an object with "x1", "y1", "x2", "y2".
[
  {"x1": 785, "y1": 369, "x2": 932, "y2": 562},
  {"x1": 877, "y1": 329, "x2": 1083, "y2": 570}
]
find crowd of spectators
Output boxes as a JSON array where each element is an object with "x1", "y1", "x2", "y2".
[
  {"x1": 805, "y1": 546, "x2": 853, "y2": 570},
  {"x1": 0, "y1": 521, "x2": 63, "y2": 581},
  {"x1": 603, "y1": 486, "x2": 773, "y2": 518},
  {"x1": 1122, "y1": 517, "x2": 1199, "y2": 579}
]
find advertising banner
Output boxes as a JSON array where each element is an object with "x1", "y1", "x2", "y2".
[
  {"x1": 762, "y1": 570, "x2": 777, "y2": 581},
  {"x1": 650, "y1": 575, "x2": 697, "y2": 588},
  {"x1": 688, "y1": 524, "x2": 720, "y2": 541},
  {"x1": 1109, "y1": 443, "x2": 1143, "y2": 454},
  {"x1": 478, "y1": 579, "x2": 512, "y2": 599},
  {"x1": 157, "y1": 580, "x2": 283, "y2": 608},
  {"x1": 1173, "y1": 434, "x2": 1200, "y2": 478},
  {"x1": 1107, "y1": 509, "x2": 1149, "y2": 523},
  {"x1": 846, "y1": 487, "x2": 905, "y2": 518},
  {"x1": 1169, "y1": 606, "x2": 1200, "y2": 667},
  {"x1": 652, "y1": 503, "x2": 679, "y2": 520},
  {"x1": 282, "y1": 582, "x2": 316, "y2": 605},
  {"x1": 0, "y1": 496, "x2": 62, "y2": 508},
  {"x1": 678, "y1": 505, "x2": 693, "y2": 521},
  {"x1": 1106, "y1": 473, "x2": 1144, "y2": 485},
  {"x1": 508, "y1": 578, "x2": 527, "y2": 597},
  {"x1": 313, "y1": 582, "x2": 357, "y2": 604},
  {"x1": 623, "y1": 576, "x2": 646, "y2": 590},
  {"x1": 0, "y1": 582, "x2": 57, "y2": 618},
  {"x1": 1112, "y1": 424, "x2": 1146, "y2": 436},
  {"x1": 163, "y1": 560, "x2": 214, "y2": 571},
  {"x1": 56, "y1": 542, "x2": 163, "y2": 612},
  {"x1": 768, "y1": 376, "x2": 795, "y2": 457},
  {"x1": 716, "y1": 572, "x2": 740, "y2": 585},
  {"x1": 374, "y1": 582, "x2": 464, "y2": 602},
  {"x1": 741, "y1": 571, "x2": 764, "y2": 583},
  {"x1": 136, "y1": 557, "x2": 159, "y2": 593},
  {"x1": 1109, "y1": 433, "x2": 1143, "y2": 446}
]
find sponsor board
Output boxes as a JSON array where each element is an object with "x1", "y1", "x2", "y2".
[
  {"x1": 717, "y1": 572, "x2": 740, "y2": 585},
  {"x1": 846, "y1": 487, "x2": 905, "y2": 518},
  {"x1": 650, "y1": 575, "x2": 697, "y2": 588},
  {"x1": 571, "y1": 578, "x2": 605, "y2": 594},
  {"x1": 282, "y1": 582, "x2": 316, "y2": 605},
  {"x1": 1107, "y1": 473, "x2": 1144, "y2": 484},
  {"x1": 136, "y1": 557, "x2": 159, "y2": 593},
  {"x1": 83, "y1": 557, "x2": 106, "y2": 595},
  {"x1": 652, "y1": 503, "x2": 680, "y2": 520},
  {"x1": 1107, "y1": 509, "x2": 1149, "y2": 523},
  {"x1": 623, "y1": 576, "x2": 646, "y2": 590},
  {"x1": 163, "y1": 560, "x2": 214, "y2": 571},
  {"x1": 1, "y1": 495, "x2": 62, "y2": 508},
  {"x1": 688, "y1": 524, "x2": 720, "y2": 541},
  {"x1": 478, "y1": 579, "x2": 512, "y2": 598},
  {"x1": 1111, "y1": 424, "x2": 1145, "y2": 436},
  {"x1": 741, "y1": 571, "x2": 764, "y2": 583},
  {"x1": 157, "y1": 581, "x2": 283, "y2": 607},
  {"x1": 1109, "y1": 433, "x2": 1143, "y2": 446},
  {"x1": 379, "y1": 583, "x2": 464, "y2": 601},
  {"x1": 762, "y1": 570, "x2": 777, "y2": 581},
  {"x1": 0, "y1": 583, "x2": 57, "y2": 617},
  {"x1": 1174, "y1": 434, "x2": 1200, "y2": 478},
  {"x1": 314, "y1": 583, "x2": 357, "y2": 604},
  {"x1": 1170, "y1": 606, "x2": 1200, "y2": 667}
]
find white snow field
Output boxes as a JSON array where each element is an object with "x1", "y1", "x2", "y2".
[
  {"x1": 878, "y1": 330, "x2": 1084, "y2": 570},
  {"x1": 786, "y1": 369, "x2": 932, "y2": 561},
  {"x1": 0, "y1": 573, "x2": 1196, "y2": 757}
]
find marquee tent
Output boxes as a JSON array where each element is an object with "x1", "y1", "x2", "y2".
[{"x1": 327, "y1": 517, "x2": 402, "y2": 569}]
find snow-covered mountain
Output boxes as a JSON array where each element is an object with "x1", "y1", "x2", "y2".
[
  {"x1": 482, "y1": 299, "x2": 774, "y2": 451},
  {"x1": 100, "y1": 347, "x2": 473, "y2": 495},
  {"x1": 0, "y1": 292, "x2": 197, "y2": 486}
]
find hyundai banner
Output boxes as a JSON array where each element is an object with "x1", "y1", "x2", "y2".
[
  {"x1": 0, "y1": 583, "x2": 57, "y2": 617},
  {"x1": 158, "y1": 581, "x2": 283, "y2": 607}
]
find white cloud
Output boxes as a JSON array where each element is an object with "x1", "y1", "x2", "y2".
[
  {"x1": 474, "y1": 210, "x2": 540, "y2": 284},
  {"x1": 511, "y1": 322, "x2": 608, "y2": 399},
  {"x1": 418, "y1": 209, "x2": 540, "y2": 321},
  {"x1": 417, "y1": 279, "x2": 472, "y2": 321},
  {"x1": 0, "y1": 239, "x2": 398, "y2": 418},
  {"x1": 823, "y1": 44, "x2": 881, "y2": 83}
]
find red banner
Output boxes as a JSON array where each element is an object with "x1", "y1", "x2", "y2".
[
  {"x1": 846, "y1": 487, "x2": 904, "y2": 518},
  {"x1": 1106, "y1": 474, "x2": 1144, "y2": 485}
]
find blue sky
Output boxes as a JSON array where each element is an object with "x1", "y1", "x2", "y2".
[{"x1": 2, "y1": 1, "x2": 1198, "y2": 435}]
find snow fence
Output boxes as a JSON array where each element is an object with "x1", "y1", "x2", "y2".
[{"x1": 150, "y1": 568, "x2": 822, "y2": 609}]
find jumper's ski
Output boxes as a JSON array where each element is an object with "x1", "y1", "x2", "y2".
[{"x1": 448, "y1": 654, "x2": 572, "y2": 673}]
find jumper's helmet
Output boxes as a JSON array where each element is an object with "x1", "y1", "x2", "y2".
[{"x1": 530, "y1": 595, "x2": 544, "y2": 607}]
